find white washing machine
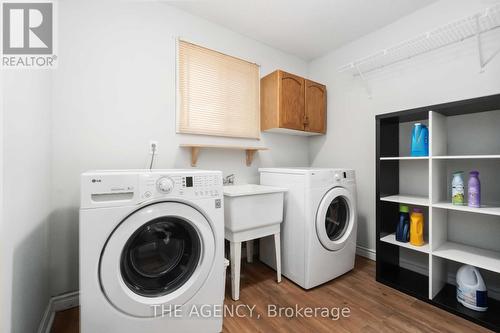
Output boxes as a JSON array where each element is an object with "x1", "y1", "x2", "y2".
[
  {"x1": 259, "y1": 168, "x2": 357, "y2": 289},
  {"x1": 80, "y1": 169, "x2": 225, "y2": 333}
]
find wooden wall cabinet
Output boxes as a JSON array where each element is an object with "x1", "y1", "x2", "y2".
[{"x1": 261, "y1": 70, "x2": 326, "y2": 135}]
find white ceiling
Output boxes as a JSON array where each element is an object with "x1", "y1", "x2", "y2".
[{"x1": 168, "y1": 0, "x2": 437, "y2": 60}]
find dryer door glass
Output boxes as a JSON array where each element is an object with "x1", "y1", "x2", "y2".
[
  {"x1": 324, "y1": 196, "x2": 350, "y2": 241},
  {"x1": 316, "y1": 187, "x2": 355, "y2": 251},
  {"x1": 120, "y1": 217, "x2": 201, "y2": 297}
]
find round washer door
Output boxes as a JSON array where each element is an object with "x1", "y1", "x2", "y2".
[
  {"x1": 316, "y1": 187, "x2": 356, "y2": 251},
  {"x1": 100, "y1": 201, "x2": 215, "y2": 318}
]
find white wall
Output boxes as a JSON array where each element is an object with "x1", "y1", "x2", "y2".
[
  {"x1": 308, "y1": 0, "x2": 500, "y2": 253},
  {"x1": 2, "y1": 71, "x2": 52, "y2": 333},
  {"x1": 50, "y1": 0, "x2": 310, "y2": 295}
]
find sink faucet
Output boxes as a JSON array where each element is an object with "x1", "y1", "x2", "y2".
[{"x1": 223, "y1": 174, "x2": 235, "y2": 186}]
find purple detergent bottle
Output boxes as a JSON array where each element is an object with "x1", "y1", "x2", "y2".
[{"x1": 468, "y1": 171, "x2": 481, "y2": 208}]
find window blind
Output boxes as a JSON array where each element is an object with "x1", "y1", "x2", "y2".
[{"x1": 177, "y1": 40, "x2": 260, "y2": 139}]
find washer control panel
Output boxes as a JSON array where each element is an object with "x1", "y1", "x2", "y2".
[
  {"x1": 311, "y1": 169, "x2": 356, "y2": 188},
  {"x1": 81, "y1": 170, "x2": 223, "y2": 208},
  {"x1": 139, "y1": 173, "x2": 222, "y2": 200}
]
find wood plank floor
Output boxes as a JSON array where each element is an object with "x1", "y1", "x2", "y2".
[{"x1": 52, "y1": 256, "x2": 491, "y2": 333}]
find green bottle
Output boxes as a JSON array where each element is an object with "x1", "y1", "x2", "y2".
[{"x1": 452, "y1": 171, "x2": 465, "y2": 205}]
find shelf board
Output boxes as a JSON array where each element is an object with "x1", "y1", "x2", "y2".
[
  {"x1": 380, "y1": 156, "x2": 429, "y2": 160},
  {"x1": 433, "y1": 284, "x2": 500, "y2": 331},
  {"x1": 179, "y1": 144, "x2": 268, "y2": 150},
  {"x1": 380, "y1": 233, "x2": 430, "y2": 253},
  {"x1": 380, "y1": 195, "x2": 429, "y2": 206},
  {"x1": 432, "y1": 155, "x2": 500, "y2": 160},
  {"x1": 179, "y1": 144, "x2": 268, "y2": 167},
  {"x1": 432, "y1": 202, "x2": 500, "y2": 216},
  {"x1": 433, "y1": 242, "x2": 500, "y2": 273}
]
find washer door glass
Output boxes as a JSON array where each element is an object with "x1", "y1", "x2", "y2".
[
  {"x1": 121, "y1": 217, "x2": 201, "y2": 297},
  {"x1": 324, "y1": 197, "x2": 349, "y2": 241}
]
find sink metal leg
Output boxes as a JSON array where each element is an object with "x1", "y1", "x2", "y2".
[
  {"x1": 246, "y1": 240, "x2": 254, "y2": 263},
  {"x1": 274, "y1": 232, "x2": 281, "y2": 283},
  {"x1": 230, "y1": 241, "x2": 241, "y2": 300}
]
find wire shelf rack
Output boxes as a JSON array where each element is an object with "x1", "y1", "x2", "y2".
[{"x1": 338, "y1": 4, "x2": 500, "y2": 76}]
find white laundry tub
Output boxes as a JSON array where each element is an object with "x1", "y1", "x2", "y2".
[{"x1": 223, "y1": 184, "x2": 287, "y2": 233}]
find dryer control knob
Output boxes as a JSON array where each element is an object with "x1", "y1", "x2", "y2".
[
  {"x1": 157, "y1": 177, "x2": 174, "y2": 194},
  {"x1": 334, "y1": 173, "x2": 341, "y2": 181}
]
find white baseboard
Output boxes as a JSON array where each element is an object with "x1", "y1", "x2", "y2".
[
  {"x1": 38, "y1": 302, "x2": 54, "y2": 333},
  {"x1": 356, "y1": 245, "x2": 376, "y2": 261},
  {"x1": 38, "y1": 291, "x2": 79, "y2": 333}
]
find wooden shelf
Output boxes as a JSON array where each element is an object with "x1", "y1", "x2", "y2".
[
  {"x1": 179, "y1": 144, "x2": 269, "y2": 167},
  {"x1": 380, "y1": 233, "x2": 430, "y2": 253},
  {"x1": 432, "y1": 201, "x2": 500, "y2": 216},
  {"x1": 380, "y1": 156, "x2": 429, "y2": 160},
  {"x1": 380, "y1": 194, "x2": 429, "y2": 206}
]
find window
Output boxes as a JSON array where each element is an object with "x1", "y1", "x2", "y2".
[{"x1": 177, "y1": 40, "x2": 260, "y2": 139}]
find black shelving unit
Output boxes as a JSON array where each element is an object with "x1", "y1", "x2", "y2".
[{"x1": 376, "y1": 93, "x2": 500, "y2": 332}]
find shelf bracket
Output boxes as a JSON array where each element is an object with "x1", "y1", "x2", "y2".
[
  {"x1": 245, "y1": 149, "x2": 256, "y2": 167},
  {"x1": 190, "y1": 147, "x2": 200, "y2": 167},
  {"x1": 475, "y1": 14, "x2": 500, "y2": 72},
  {"x1": 355, "y1": 65, "x2": 372, "y2": 98}
]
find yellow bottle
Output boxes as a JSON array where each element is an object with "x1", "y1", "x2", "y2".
[{"x1": 410, "y1": 208, "x2": 424, "y2": 246}]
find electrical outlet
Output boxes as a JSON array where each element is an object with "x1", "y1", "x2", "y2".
[{"x1": 149, "y1": 141, "x2": 159, "y2": 155}]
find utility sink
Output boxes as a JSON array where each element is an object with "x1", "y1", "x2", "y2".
[
  {"x1": 223, "y1": 184, "x2": 287, "y2": 233},
  {"x1": 223, "y1": 184, "x2": 287, "y2": 301}
]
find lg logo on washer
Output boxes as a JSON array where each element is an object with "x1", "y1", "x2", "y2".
[
  {"x1": 91, "y1": 179, "x2": 102, "y2": 183},
  {"x1": 1, "y1": 1, "x2": 57, "y2": 68}
]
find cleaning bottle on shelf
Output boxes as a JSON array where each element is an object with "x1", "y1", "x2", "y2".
[
  {"x1": 410, "y1": 123, "x2": 429, "y2": 157},
  {"x1": 457, "y1": 265, "x2": 488, "y2": 312},
  {"x1": 410, "y1": 208, "x2": 424, "y2": 246},
  {"x1": 396, "y1": 205, "x2": 410, "y2": 243},
  {"x1": 452, "y1": 171, "x2": 465, "y2": 205},
  {"x1": 468, "y1": 171, "x2": 481, "y2": 208}
]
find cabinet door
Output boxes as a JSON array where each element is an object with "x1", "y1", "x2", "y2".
[
  {"x1": 279, "y1": 71, "x2": 305, "y2": 131},
  {"x1": 305, "y1": 80, "x2": 326, "y2": 133}
]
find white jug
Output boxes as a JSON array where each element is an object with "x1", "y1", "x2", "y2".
[{"x1": 456, "y1": 265, "x2": 488, "y2": 312}]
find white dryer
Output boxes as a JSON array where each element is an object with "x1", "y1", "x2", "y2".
[
  {"x1": 80, "y1": 170, "x2": 224, "y2": 333},
  {"x1": 259, "y1": 168, "x2": 357, "y2": 289}
]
